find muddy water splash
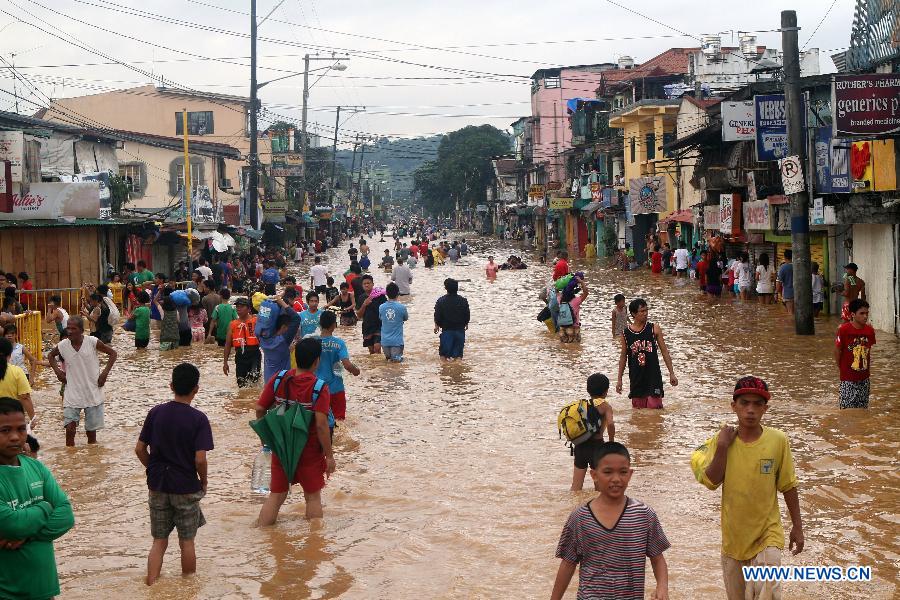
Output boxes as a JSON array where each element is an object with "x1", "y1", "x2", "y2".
[{"x1": 30, "y1": 236, "x2": 899, "y2": 599}]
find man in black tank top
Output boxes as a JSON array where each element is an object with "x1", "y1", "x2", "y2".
[{"x1": 615, "y1": 298, "x2": 677, "y2": 409}]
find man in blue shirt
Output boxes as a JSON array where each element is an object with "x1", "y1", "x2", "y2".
[
  {"x1": 776, "y1": 249, "x2": 794, "y2": 315},
  {"x1": 258, "y1": 297, "x2": 300, "y2": 384},
  {"x1": 297, "y1": 292, "x2": 322, "y2": 339},
  {"x1": 261, "y1": 260, "x2": 281, "y2": 295},
  {"x1": 378, "y1": 282, "x2": 409, "y2": 362},
  {"x1": 316, "y1": 311, "x2": 360, "y2": 421}
]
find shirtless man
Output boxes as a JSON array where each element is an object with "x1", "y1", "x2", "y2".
[{"x1": 841, "y1": 263, "x2": 866, "y2": 322}]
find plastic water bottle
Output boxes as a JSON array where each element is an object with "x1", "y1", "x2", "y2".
[{"x1": 251, "y1": 446, "x2": 272, "y2": 494}]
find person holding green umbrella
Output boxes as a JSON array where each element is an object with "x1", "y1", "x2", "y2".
[{"x1": 253, "y1": 338, "x2": 335, "y2": 525}]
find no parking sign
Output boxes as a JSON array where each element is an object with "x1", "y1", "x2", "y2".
[{"x1": 780, "y1": 155, "x2": 805, "y2": 195}]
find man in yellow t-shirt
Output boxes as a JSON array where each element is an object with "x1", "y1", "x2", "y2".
[{"x1": 691, "y1": 376, "x2": 804, "y2": 600}]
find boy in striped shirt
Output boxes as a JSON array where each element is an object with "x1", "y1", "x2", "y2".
[{"x1": 552, "y1": 442, "x2": 670, "y2": 600}]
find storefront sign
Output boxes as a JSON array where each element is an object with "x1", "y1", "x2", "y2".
[
  {"x1": 780, "y1": 155, "x2": 805, "y2": 195},
  {"x1": 528, "y1": 184, "x2": 545, "y2": 198},
  {"x1": 754, "y1": 94, "x2": 788, "y2": 162},
  {"x1": 721, "y1": 101, "x2": 756, "y2": 141},
  {"x1": 832, "y1": 73, "x2": 900, "y2": 137},
  {"x1": 0, "y1": 182, "x2": 100, "y2": 220},
  {"x1": 476, "y1": 204, "x2": 488, "y2": 212},
  {"x1": 264, "y1": 199, "x2": 288, "y2": 223},
  {"x1": 271, "y1": 153, "x2": 304, "y2": 177},
  {"x1": 811, "y1": 197, "x2": 824, "y2": 225},
  {"x1": 719, "y1": 193, "x2": 741, "y2": 235},
  {"x1": 628, "y1": 177, "x2": 667, "y2": 214},
  {"x1": 546, "y1": 181, "x2": 562, "y2": 191},
  {"x1": 850, "y1": 140, "x2": 874, "y2": 193},
  {"x1": 548, "y1": 196, "x2": 574, "y2": 210},
  {"x1": 0, "y1": 131, "x2": 24, "y2": 182},
  {"x1": 742, "y1": 199, "x2": 770, "y2": 230},
  {"x1": 703, "y1": 205, "x2": 721, "y2": 230},
  {"x1": 814, "y1": 127, "x2": 851, "y2": 194}
]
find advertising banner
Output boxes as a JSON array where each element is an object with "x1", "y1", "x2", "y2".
[
  {"x1": 703, "y1": 205, "x2": 721, "y2": 230},
  {"x1": 590, "y1": 181, "x2": 602, "y2": 201},
  {"x1": 780, "y1": 155, "x2": 805, "y2": 195},
  {"x1": 527, "y1": 184, "x2": 545, "y2": 198},
  {"x1": 628, "y1": 176, "x2": 667, "y2": 214},
  {"x1": 754, "y1": 94, "x2": 788, "y2": 162},
  {"x1": 719, "y1": 193, "x2": 741, "y2": 235},
  {"x1": 721, "y1": 101, "x2": 756, "y2": 141},
  {"x1": 0, "y1": 182, "x2": 100, "y2": 220},
  {"x1": 264, "y1": 199, "x2": 288, "y2": 223},
  {"x1": 742, "y1": 199, "x2": 771, "y2": 231},
  {"x1": 549, "y1": 196, "x2": 574, "y2": 210},
  {"x1": 832, "y1": 73, "x2": 900, "y2": 137},
  {"x1": 814, "y1": 127, "x2": 851, "y2": 194}
]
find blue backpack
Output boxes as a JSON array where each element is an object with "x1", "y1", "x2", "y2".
[
  {"x1": 254, "y1": 299, "x2": 281, "y2": 339},
  {"x1": 262, "y1": 268, "x2": 280, "y2": 285},
  {"x1": 272, "y1": 370, "x2": 335, "y2": 428},
  {"x1": 557, "y1": 302, "x2": 574, "y2": 327}
]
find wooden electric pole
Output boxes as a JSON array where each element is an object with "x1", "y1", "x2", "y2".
[{"x1": 782, "y1": 9, "x2": 814, "y2": 335}]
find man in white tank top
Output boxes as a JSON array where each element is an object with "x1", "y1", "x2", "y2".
[{"x1": 47, "y1": 316, "x2": 117, "y2": 446}]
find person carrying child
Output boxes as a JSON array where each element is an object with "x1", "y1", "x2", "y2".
[
  {"x1": 552, "y1": 442, "x2": 670, "y2": 600},
  {"x1": 135, "y1": 363, "x2": 213, "y2": 585}
]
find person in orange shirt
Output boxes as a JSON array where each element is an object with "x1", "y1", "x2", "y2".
[{"x1": 223, "y1": 297, "x2": 260, "y2": 387}]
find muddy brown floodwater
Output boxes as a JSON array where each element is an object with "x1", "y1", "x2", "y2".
[{"x1": 28, "y1": 234, "x2": 899, "y2": 599}]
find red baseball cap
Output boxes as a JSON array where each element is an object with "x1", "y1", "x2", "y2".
[{"x1": 733, "y1": 376, "x2": 770, "y2": 401}]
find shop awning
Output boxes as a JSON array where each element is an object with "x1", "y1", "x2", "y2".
[
  {"x1": 658, "y1": 209, "x2": 695, "y2": 225},
  {"x1": 516, "y1": 207, "x2": 534, "y2": 216},
  {"x1": 580, "y1": 201, "x2": 601, "y2": 212}
]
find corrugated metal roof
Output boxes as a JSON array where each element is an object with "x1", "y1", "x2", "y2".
[{"x1": 0, "y1": 218, "x2": 133, "y2": 228}]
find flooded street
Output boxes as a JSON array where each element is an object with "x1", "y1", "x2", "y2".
[{"x1": 30, "y1": 235, "x2": 899, "y2": 599}]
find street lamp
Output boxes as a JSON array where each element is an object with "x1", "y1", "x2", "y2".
[{"x1": 300, "y1": 54, "x2": 350, "y2": 181}]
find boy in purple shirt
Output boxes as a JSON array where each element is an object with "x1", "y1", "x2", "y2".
[{"x1": 135, "y1": 363, "x2": 214, "y2": 585}]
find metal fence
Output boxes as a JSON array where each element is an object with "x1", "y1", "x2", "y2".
[
  {"x1": 17, "y1": 287, "x2": 86, "y2": 320},
  {"x1": 13, "y1": 311, "x2": 43, "y2": 360}
]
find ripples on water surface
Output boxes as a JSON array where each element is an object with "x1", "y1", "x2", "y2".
[{"x1": 29, "y1": 235, "x2": 899, "y2": 599}]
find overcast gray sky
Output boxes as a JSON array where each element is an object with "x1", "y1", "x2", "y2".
[{"x1": 0, "y1": 0, "x2": 854, "y2": 147}]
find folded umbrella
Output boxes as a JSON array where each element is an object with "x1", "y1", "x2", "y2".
[{"x1": 249, "y1": 402, "x2": 314, "y2": 483}]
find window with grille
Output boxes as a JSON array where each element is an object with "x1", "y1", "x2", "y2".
[
  {"x1": 176, "y1": 163, "x2": 203, "y2": 191},
  {"x1": 175, "y1": 111, "x2": 215, "y2": 135},
  {"x1": 118, "y1": 163, "x2": 143, "y2": 193},
  {"x1": 544, "y1": 75, "x2": 561, "y2": 89}
]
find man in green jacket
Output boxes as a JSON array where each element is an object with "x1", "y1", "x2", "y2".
[{"x1": 0, "y1": 396, "x2": 75, "y2": 599}]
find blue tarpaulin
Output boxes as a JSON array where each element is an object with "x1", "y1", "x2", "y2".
[{"x1": 566, "y1": 98, "x2": 603, "y2": 113}]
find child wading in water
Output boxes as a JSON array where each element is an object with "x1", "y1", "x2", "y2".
[
  {"x1": 552, "y1": 442, "x2": 670, "y2": 600},
  {"x1": 485, "y1": 256, "x2": 498, "y2": 283},
  {"x1": 611, "y1": 293, "x2": 628, "y2": 342},
  {"x1": 570, "y1": 373, "x2": 615, "y2": 491}
]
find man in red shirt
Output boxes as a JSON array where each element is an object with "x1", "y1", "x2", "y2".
[
  {"x1": 553, "y1": 251, "x2": 570, "y2": 280},
  {"x1": 255, "y1": 338, "x2": 335, "y2": 525},
  {"x1": 695, "y1": 251, "x2": 709, "y2": 294},
  {"x1": 833, "y1": 299, "x2": 875, "y2": 409}
]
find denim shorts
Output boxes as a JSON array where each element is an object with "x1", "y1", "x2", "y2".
[
  {"x1": 382, "y1": 345, "x2": 404, "y2": 360},
  {"x1": 63, "y1": 404, "x2": 105, "y2": 430},
  {"x1": 439, "y1": 329, "x2": 465, "y2": 358}
]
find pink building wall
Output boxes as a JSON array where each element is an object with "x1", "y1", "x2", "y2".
[{"x1": 530, "y1": 67, "x2": 607, "y2": 183}]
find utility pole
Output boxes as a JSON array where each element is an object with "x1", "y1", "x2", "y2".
[
  {"x1": 356, "y1": 140, "x2": 368, "y2": 213},
  {"x1": 348, "y1": 134, "x2": 360, "y2": 211},
  {"x1": 182, "y1": 109, "x2": 193, "y2": 264},
  {"x1": 300, "y1": 53, "x2": 310, "y2": 181},
  {"x1": 782, "y1": 9, "x2": 814, "y2": 335},
  {"x1": 248, "y1": 0, "x2": 259, "y2": 229},
  {"x1": 329, "y1": 105, "x2": 342, "y2": 204}
]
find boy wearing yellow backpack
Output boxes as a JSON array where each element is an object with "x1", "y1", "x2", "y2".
[{"x1": 559, "y1": 373, "x2": 615, "y2": 491}]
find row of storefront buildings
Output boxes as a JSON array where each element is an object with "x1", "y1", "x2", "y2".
[{"x1": 487, "y1": 18, "x2": 900, "y2": 334}]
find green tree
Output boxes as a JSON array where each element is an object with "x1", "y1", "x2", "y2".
[{"x1": 413, "y1": 125, "x2": 510, "y2": 215}]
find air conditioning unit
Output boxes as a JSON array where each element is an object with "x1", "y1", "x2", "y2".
[{"x1": 218, "y1": 178, "x2": 233, "y2": 190}]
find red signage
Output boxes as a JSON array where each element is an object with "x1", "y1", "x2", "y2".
[{"x1": 832, "y1": 73, "x2": 900, "y2": 136}]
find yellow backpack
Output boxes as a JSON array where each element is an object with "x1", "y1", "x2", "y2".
[{"x1": 557, "y1": 398, "x2": 602, "y2": 446}]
